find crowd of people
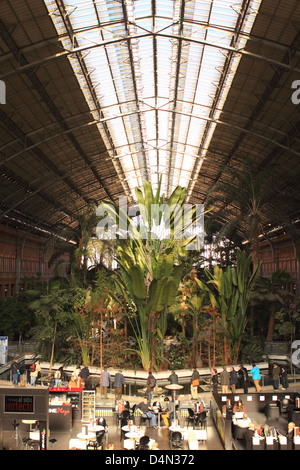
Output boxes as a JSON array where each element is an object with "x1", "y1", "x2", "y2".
[
  {"x1": 10, "y1": 359, "x2": 289, "y2": 397},
  {"x1": 210, "y1": 362, "x2": 289, "y2": 394}
]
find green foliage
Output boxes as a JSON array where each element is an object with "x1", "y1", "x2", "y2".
[
  {"x1": 198, "y1": 249, "x2": 261, "y2": 362},
  {"x1": 46, "y1": 200, "x2": 101, "y2": 286},
  {"x1": 99, "y1": 176, "x2": 203, "y2": 370},
  {"x1": 205, "y1": 162, "x2": 277, "y2": 266},
  {"x1": 168, "y1": 338, "x2": 189, "y2": 369},
  {"x1": 28, "y1": 282, "x2": 87, "y2": 364},
  {"x1": 0, "y1": 296, "x2": 33, "y2": 340},
  {"x1": 240, "y1": 336, "x2": 264, "y2": 363}
]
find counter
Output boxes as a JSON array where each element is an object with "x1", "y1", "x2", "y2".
[
  {"x1": 49, "y1": 387, "x2": 83, "y2": 431},
  {"x1": 49, "y1": 403, "x2": 72, "y2": 431}
]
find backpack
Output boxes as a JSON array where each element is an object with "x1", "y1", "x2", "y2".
[
  {"x1": 30, "y1": 364, "x2": 36, "y2": 372},
  {"x1": 149, "y1": 375, "x2": 156, "y2": 388}
]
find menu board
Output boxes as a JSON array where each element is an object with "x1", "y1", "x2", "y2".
[{"x1": 5, "y1": 395, "x2": 34, "y2": 413}]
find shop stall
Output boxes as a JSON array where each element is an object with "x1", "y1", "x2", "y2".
[{"x1": 0, "y1": 387, "x2": 49, "y2": 450}]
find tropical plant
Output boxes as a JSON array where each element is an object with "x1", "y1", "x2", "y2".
[
  {"x1": 0, "y1": 296, "x2": 33, "y2": 340},
  {"x1": 169, "y1": 278, "x2": 209, "y2": 365},
  {"x1": 205, "y1": 163, "x2": 275, "y2": 267},
  {"x1": 98, "y1": 177, "x2": 203, "y2": 370},
  {"x1": 251, "y1": 270, "x2": 292, "y2": 341},
  {"x1": 46, "y1": 201, "x2": 101, "y2": 286},
  {"x1": 197, "y1": 249, "x2": 261, "y2": 363},
  {"x1": 275, "y1": 302, "x2": 300, "y2": 373},
  {"x1": 28, "y1": 281, "x2": 87, "y2": 371}
]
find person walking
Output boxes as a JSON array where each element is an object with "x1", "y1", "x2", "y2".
[
  {"x1": 30, "y1": 360, "x2": 41, "y2": 387},
  {"x1": 100, "y1": 367, "x2": 110, "y2": 398},
  {"x1": 230, "y1": 367, "x2": 238, "y2": 393},
  {"x1": 238, "y1": 364, "x2": 249, "y2": 393},
  {"x1": 54, "y1": 366, "x2": 64, "y2": 388},
  {"x1": 168, "y1": 370, "x2": 179, "y2": 384},
  {"x1": 191, "y1": 367, "x2": 200, "y2": 400},
  {"x1": 146, "y1": 371, "x2": 156, "y2": 405},
  {"x1": 10, "y1": 359, "x2": 20, "y2": 386},
  {"x1": 220, "y1": 367, "x2": 230, "y2": 393},
  {"x1": 114, "y1": 370, "x2": 125, "y2": 400},
  {"x1": 249, "y1": 363, "x2": 261, "y2": 392},
  {"x1": 80, "y1": 365, "x2": 90, "y2": 381},
  {"x1": 280, "y1": 365, "x2": 289, "y2": 390},
  {"x1": 211, "y1": 368, "x2": 219, "y2": 395}
]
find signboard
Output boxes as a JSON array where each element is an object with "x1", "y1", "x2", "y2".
[{"x1": 5, "y1": 395, "x2": 34, "y2": 413}]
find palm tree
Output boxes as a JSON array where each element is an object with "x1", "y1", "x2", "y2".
[
  {"x1": 206, "y1": 163, "x2": 275, "y2": 267},
  {"x1": 251, "y1": 269, "x2": 292, "y2": 342},
  {"x1": 28, "y1": 281, "x2": 86, "y2": 372},
  {"x1": 46, "y1": 201, "x2": 101, "y2": 286}
]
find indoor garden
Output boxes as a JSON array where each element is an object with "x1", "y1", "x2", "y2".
[{"x1": 0, "y1": 176, "x2": 299, "y2": 373}]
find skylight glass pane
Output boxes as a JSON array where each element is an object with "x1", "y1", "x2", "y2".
[{"x1": 44, "y1": 0, "x2": 262, "y2": 200}]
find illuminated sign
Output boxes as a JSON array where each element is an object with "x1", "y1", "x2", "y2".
[{"x1": 5, "y1": 396, "x2": 34, "y2": 413}]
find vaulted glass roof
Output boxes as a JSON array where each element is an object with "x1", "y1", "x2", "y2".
[{"x1": 44, "y1": 0, "x2": 261, "y2": 201}]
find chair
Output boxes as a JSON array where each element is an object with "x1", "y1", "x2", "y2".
[
  {"x1": 265, "y1": 403, "x2": 280, "y2": 422},
  {"x1": 11, "y1": 420, "x2": 20, "y2": 447},
  {"x1": 130, "y1": 404, "x2": 137, "y2": 423},
  {"x1": 49, "y1": 438, "x2": 57, "y2": 449},
  {"x1": 86, "y1": 430, "x2": 105, "y2": 450},
  {"x1": 195, "y1": 411, "x2": 207, "y2": 430},
  {"x1": 187, "y1": 408, "x2": 195, "y2": 429},
  {"x1": 139, "y1": 415, "x2": 151, "y2": 427},
  {"x1": 170, "y1": 431, "x2": 183, "y2": 449},
  {"x1": 120, "y1": 417, "x2": 129, "y2": 441},
  {"x1": 279, "y1": 398, "x2": 290, "y2": 414},
  {"x1": 136, "y1": 435, "x2": 150, "y2": 450},
  {"x1": 27, "y1": 439, "x2": 39, "y2": 450},
  {"x1": 117, "y1": 409, "x2": 130, "y2": 428},
  {"x1": 98, "y1": 417, "x2": 108, "y2": 431},
  {"x1": 22, "y1": 437, "x2": 30, "y2": 450}
]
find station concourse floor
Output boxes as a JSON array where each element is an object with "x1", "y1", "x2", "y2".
[
  {"x1": 1, "y1": 387, "x2": 224, "y2": 451},
  {"x1": 2, "y1": 381, "x2": 300, "y2": 452}
]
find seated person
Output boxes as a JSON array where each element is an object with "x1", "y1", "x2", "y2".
[
  {"x1": 152, "y1": 401, "x2": 162, "y2": 414},
  {"x1": 136, "y1": 397, "x2": 157, "y2": 428},
  {"x1": 116, "y1": 400, "x2": 125, "y2": 413},
  {"x1": 68, "y1": 376, "x2": 78, "y2": 389},
  {"x1": 278, "y1": 422, "x2": 296, "y2": 450},
  {"x1": 194, "y1": 401, "x2": 203, "y2": 414},
  {"x1": 161, "y1": 397, "x2": 173, "y2": 428},
  {"x1": 232, "y1": 412, "x2": 252, "y2": 428},
  {"x1": 232, "y1": 399, "x2": 246, "y2": 415}
]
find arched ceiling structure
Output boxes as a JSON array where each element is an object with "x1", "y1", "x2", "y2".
[{"x1": 0, "y1": 0, "x2": 299, "y2": 243}]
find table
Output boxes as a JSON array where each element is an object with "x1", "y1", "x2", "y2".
[
  {"x1": 22, "y1": 419, "x2": 36, "y2": 431},
  {"x1": 77, "y1": 432, "x2": 95, "y2": 440},
  {"x1": 124, "y1": 428, "x2": 145, "y2": 449},
  {"x1": 88, "y1": 425, "x2": 104, "y2": 432},
  {"x1": 69, "y1": 438, "x2": 86, "y2": 450}
]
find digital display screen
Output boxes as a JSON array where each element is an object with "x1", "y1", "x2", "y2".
[{"x1": 5, "y1": 395, "x2": 34, "y2": 413}]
